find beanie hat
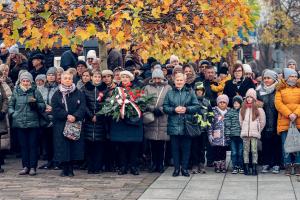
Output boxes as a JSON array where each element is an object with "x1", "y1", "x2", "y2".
[
  {"x1": 152, "y1": 69, "x2": 164, "y2": 79},
  {"x1": 0, "y1": 43, "x2": 5, "y2": 48},
  {"x1": 194, "y1": 81, "x2": 205, "y2": 91},
  {"x1": 170, "y1": 55, "x2": 179, "y2": 63},
  {"x1": 273, "y1": 67, "x2": 283, "y2": 75},
  {"x1": 77, "y1": 60, "x2": 88, "y2": 68},
  {"x1": 243, "y1": 64, "x2": 252, "y2": 74},
  {"x1": 47, "y1": 67, "x2": 57, "y2": 76},
  {"x1": 9, "y1": 44, "x2": 19, "y2": 54},
  {"x1": 20, "y1": 71, "x2": 33, "y2": 83},
  {"x1": 283, "y1": 68, "x2": 298, "y2": 80},
  {"x1": 120, "y1": 70, "x2": 134, "y2": 81},
  {"x1": 102, "y1": 69, "x2": 114, "y2": 77},
  {"x1": 35, "y1": 74, "x2": 46, "y2": 82},
  {"x1": 233, "y1": 95, "x2": 243, "y2": 105},
  {"x1": 245, "y1": 88, "x2": 257, "y2": 100},
  {"x1": 86, "y1": 50, "x2": 97, "y2": 59},
  {"x1": 287, "y1": 59, "x2": 297, "y2": 69},
  {"x1": 262, "y1": 69, "x2": 278, "y2": 82},
  {"x1": 218, "y1": 67, "x2": 228, "y2": 75},
  {"x1": 153, "y1": 64, "x2": 162, "y2": 70},
  {"x1": 217, "y1": 94, "x2": 229, "y2": 105}
]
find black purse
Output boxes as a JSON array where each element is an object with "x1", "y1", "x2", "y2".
[{"x1": 185, "y1": 116, "x2": 202, "y2": 137}]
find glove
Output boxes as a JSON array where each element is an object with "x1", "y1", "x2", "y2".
[
  {"x1": 153, "y1": 108, "x2": 163, "y2": 117},
  {"x1": 29, "y1": 101, "x2": 38, "y2": 110},
  {"x1": 0, "y1": 112, "x2": 5, "y2": 120}
]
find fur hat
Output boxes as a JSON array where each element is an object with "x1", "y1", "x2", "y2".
[
  {"x1": 152, "y1": 69, "x2": 164, "y2": 79},
  {"x1": 102, "y1": 70, "x2": 114, "y2": 77},
  {"x1": 243, "y1": 64, "x2": 252, "y2": 74},
  {"x1": 20, "y1": 71, "x2": 33, "y2": 83},
  {"x1": 120, "y1": 70, "x2": 134, "y2": 81},
  {"x1": 245, "y1": 88, "x2": 257, "y2": 100},
  {"x1": 217, "y1": 94, "x2": 229, "y2": 105}
]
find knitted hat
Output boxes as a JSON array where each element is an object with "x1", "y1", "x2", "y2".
[
  {"x1": 243, "y1": 64, "x2": 252, "y2": 73},
  {"x1": 31, "y1": 53, "x2": 45, "y2": 61},
  {"x1": 76, "y1": 60, "x2": 88, "y2": 68},
  {"x1": 35, "y1": 74, "x2": 46, "y2": 82},
  {"x1": 170, "y1": 55, "x2": 179, "y2": 63},
  {"x1": 262, "y1": 69, "x2": 278, "y2": 82},
  {"x1": 152, "y1": 69, "x2": 164, "y2": 79},
  {"x1": 194, "y1": 81, "x2": 205, "y2": 91},
  {"x1": 273, "y1": 67, "x2": 283, "y2": 75},
  {"x1": 287, "y1": 59, "x2": 297, "y2": 69},
  {"x1": 20, "y1": 71, "x2": 33, "y2": 83},
  {"x1": 46, "y1": 67, "x2": 57, "y2": 76},
  {"x1": 86, "y1": 50, "x2": 97, "y2": 59},
  {"x1": 9, "y1": 44, "x2": 19, "y2": 54},
  {"x1": 233, "y1": 95, "x2": 243, "y2": 105},
  {"x1": 283, "y1": 68, "x2": 298, "y2": 80},
  {"x1": 218, "y1": 67, "x2": 228, "y2": 75},
  {"x1": 245, "y1": 88, "x2": 257, "y2": 100},
  {"x1": 217, "y1": 94, "x2": 229, "y2": 105},
  {"x1": 120, "y1": 70, "x2": 134, "y2": 81},
  {"x1": 153, "y1": 64, "x2": 162, "y2": 70},
  {"x1": 0, "y1": 43, "x2": 5, "y2": 48},
  {"x1": 102, "y1": 69, "x2": 114, "y2": 77}
]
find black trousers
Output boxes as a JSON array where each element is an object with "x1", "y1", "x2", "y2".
[
  {"x1": 85, "y1": 140, "x2": 105, "y2": 172},
  {"x1": 40, "y1": 127, "x2": 54, "y2": 161},
  {"x1": 17, "y1": 128, "x2": 39, "y2": 169},
  {"x1": 261, "y1": 132, "x2": 282, "y2": 167},
  {"x1": 150, "y1": 140, "x2": 166, "y2": 168},
  {"x1": 118, "y1": 142, "x2": 140, "y2": 169},
  {"x1": 170, "y1": 135, "x2": 192, "y2": 170},
  {"x1": 103, "y1": 140, "x2": 119, "y2": 171},
  {"x1": 190, "y1": 134, "x2": 206, "y2": 166},
  {"x1": 213, "y1": 146, "x2": 227, "y2": 162}
]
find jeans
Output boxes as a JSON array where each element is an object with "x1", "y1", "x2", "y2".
[
  {"x1": 230, "y1": 136, "x2": 243, "y2": 168},
  {"x1": 118, "y1": 142, "x2": 140, "y2": 169},
  {"x1": 261, "y1": 132, "x2": 282, "y2": 167},
  {"x1": 170, "y1": 135, "x2": 192, "y2": 170},
  {"x1": 85, "y1": 140, "x2": 105, "y2": 172},
  {"x1": 281, "y1": 131, "x2": 300, "y2": 165},
  {"x1": 17, "y1": 128, "x2": 39, "y2": 169}
]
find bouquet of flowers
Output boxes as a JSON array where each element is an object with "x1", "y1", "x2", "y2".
[{"x1": 98, "y1": 86, "x2": 154, "y2": 122}]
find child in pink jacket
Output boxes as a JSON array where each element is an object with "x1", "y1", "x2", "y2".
[{"x1": 239, "y1": 88, "x2": 266, "y2": 176}]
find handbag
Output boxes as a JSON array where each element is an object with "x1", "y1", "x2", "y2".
[
  {"x1": 284, "y1": 122, "x2": 300, "y2": 153},
  {"x1": 143, "y1": 86, "x2": 164, "y2": 124},
  {"x1": 62, "y1": 96, "x2": 82, "y2": 141},
  {"x1": 185, "y1": 116, "x2": 202, "y2": 137}
]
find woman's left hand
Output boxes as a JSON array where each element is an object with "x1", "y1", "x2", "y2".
[{"x1": 67, "y1": 115, "x2": 76, "y2": 123}]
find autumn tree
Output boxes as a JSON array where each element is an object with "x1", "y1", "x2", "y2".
[{"x1": 0, "y1": 0, "x2": 258, "y2": 64}]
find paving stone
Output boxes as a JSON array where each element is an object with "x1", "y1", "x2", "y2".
[
  {"x1": 139, "y1": 188, "x2": 182, "y2": 199},
  {"x1": 179, "y1": 189, "x2": 218, "y2": 200},
  {"x1": 149, "y1": 180, "x2": 188, "y2": 189}
]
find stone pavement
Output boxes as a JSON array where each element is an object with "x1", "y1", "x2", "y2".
[
  {"x1": 139, "y1": 166, "x2": 300, "y2": 200},
  {"x1": 0, "y1": 157, "x2": 159, "y2": 200}
]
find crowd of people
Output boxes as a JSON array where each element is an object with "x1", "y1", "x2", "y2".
[{"x1": 0, "y1": 42, "x2": 300, "y2": 179}]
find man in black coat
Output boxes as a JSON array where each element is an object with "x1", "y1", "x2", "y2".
[
  {"x1": 27, "y1": 47, "x2": 55, "y2": 70},
  {"x1": 60, "y1": 45, "x2": 83, "y2": 70},
  {"x1": 29, "y1": 54, "x2": 48, "y2": 80}
]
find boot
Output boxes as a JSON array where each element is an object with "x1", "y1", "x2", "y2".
[
  {"x1": 244, "y1": 164, "x2": 249, "y2": 176},
  {"x1": 294, "y1": 164, "x2": 300, "y2": 176},
  {"x1": 221, "y1": 160, "x2": 227, "y2": 173},
  {"x1": 285, "y1": 164, "x2": 293, "y2": 176},
  {"x1": 172, "y1": 168, "x2": 180, "y2": 177},
  {"x1": 252, "y1": 164, "x2": 257, "y2": 176},
  {"x1": 181, "y1": 169, "x2": 190, "y2": 177},
  {"x1": 157, "y1": 164, "x2": 165, "y2": 173},
  {"x1": 68, "y1": 164, "x2": 74, "y2": 177},
  {"x1": 215, "y1": 161, "x2": 221, "y2": 173}
]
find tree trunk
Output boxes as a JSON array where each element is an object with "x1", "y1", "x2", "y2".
[{"x1": 99, "y1": 41, "x2": 107, "y2": 70}]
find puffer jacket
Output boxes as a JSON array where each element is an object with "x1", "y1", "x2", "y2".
[
  {"x1": 8, "y1": 85, "x2": 46, "y2": 128},
  {"x1": 82, "y1": 81, "x2": 107, "y2": 141},
  {"x1": 208, "y1": 107, "x2": 228, "y2": 146},
  {"x1": 224, "y1": 108, "x2": 241, "y2": 137},
  {"x1": 144, "y1": 79, "x2": 172, "y2": 141},
  {"x1": 239, "y1": 108, "x2": 266, "y2": 139},
  {"x1": 275, "y1": 79, "x2": 300, "y2": 134},
  {"x1": 163, "y1": 86, "x2": 200, "y2": 136}
]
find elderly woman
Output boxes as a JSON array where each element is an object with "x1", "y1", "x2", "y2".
[
  {"x1": 144, "y1": 69, "x2": 172, "y2": 173},
  {"x1": 110, "y1": 70, "x2": 143, "y2": 176},
  {"x1": 163, "y1": 72, "x2": 200, "y2": 177},
  {"x1": 257, "y1": 69, "x2": 281, "y2": 174},
  {"x1": 223, "y1": 63, "x2": 255, "y2": 107},
  {"x1": 52, "y1": 71, "x2": 86, "y2": 177},
  {"x1": 275, "y1": 68, "x2": 300, "y2": 176},
  {"x1": 8, "y1": 72, "x2": 46, "y2": 176}
]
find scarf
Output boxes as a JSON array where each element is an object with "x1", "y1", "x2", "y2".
[
  {"x1": 256, "y1": 81, "x2": 277, "y2": 96},
  {"x1": 245, "y1": 102, "x2": 252, "y2": 108},
  {"x1": 59, "y1": 83, "x2": 76, "y2": 111},
  {"x1": 286, "y1": 80, "x2": 297, "y2": 87},
  {"x1": 217, "y1": 107, "x2": 227, "y2": 116},
  {"x1": 20, "y1": 84, "x2": 31, "y2": 92}
]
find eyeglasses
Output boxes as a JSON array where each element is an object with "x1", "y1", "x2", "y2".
[{"x1": 234, "y1": 70, "x2": 243, "y2": 73}]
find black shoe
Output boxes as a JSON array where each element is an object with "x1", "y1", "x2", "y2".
[
  {"x1": 68, "y1": 165, "x2": 74, "y2": 177},
  {"x1": 118, "y1": 167, "x2": 127, "y2": 175},
  {"x1": 130, "y1": 168, "x2": 139, "y2": 175},
  {"x1": 60, "y1": 166, "x2": 68, "y2": 177},
  {"x1": 157, "y1": 165, "x2": 165, "y2": 173},
  {"x1": 252, "y1": 164, "x2": 257, "y2": 176},
  {"x1": 244, "y1": 164, "x2": 250, "y2": 176},
  {"x1": 172, "y1": 169, "x2": 180, "y2": 177},
  {"x1": 181, "y1": 169, "x2": 190, "y2": 177},
  {"x1": 148, "y1": 165, "x2": 157, "y2": 173}
]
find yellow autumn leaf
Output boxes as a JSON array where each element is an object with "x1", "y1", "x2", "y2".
[
  {"x1": 76, "y1": 28, "x2": 90, "y2": 40},
  {"x1": 121, "y1": 12, "x2": 131, "y2": 21},
  {"x1": 132, "y1": 18, "x2": 141, "y2": 28},
  {"x1": 31, "y1": 27, "x2": 42, "y2": 39},
  {"x1": 151, "y1": 6, "x2": 161, "y2": 19},
  {"x1": 176, "y1": 13, "x2": 184, "y2": 22},
  {"x1": 116, "y1": 31, "x2": 125, "y2": 43},
  {"x1": 0, "y1": 4, "x2": 3, "y2": 11},
  {"x1": 87, "y1": 23, "x2": 97, "y2": 36}
]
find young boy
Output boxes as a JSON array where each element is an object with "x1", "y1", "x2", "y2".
[
  {"x1": 190, "y1": 82, "x2": 213, "y2": 174},
  {"x1": 224, "y1": 95, "x2": 243, "y2": 174}
]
